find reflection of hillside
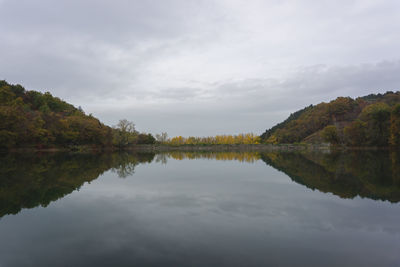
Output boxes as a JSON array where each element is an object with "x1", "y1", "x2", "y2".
[
  {"x1": 261, "y1": 151, "x2": 400, "y2": 202},
  {"x1": 158, "y1": 151, "x2": 261, "y2": 163},
  {"x1": 0, "y1": 152, "x2": 155, "y2": 218}
]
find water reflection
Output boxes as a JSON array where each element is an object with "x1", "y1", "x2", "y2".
[
  {"x1": 156, "y1": 151, "x2": 261, "y2": 163},
  {"x1": 1, "y1": 150, "x2": 400, "y2": 219},
  {"x1": 158, "y1": 150, "x2": 400, "y2": 202},
  {"x1": 0, "y1": 152, "x2": 155, "y2": 218},
  {"x1": 1, "y1": 150, "x2": 400, "y2": 266},
  {"x1": 261, "y1": 150, "x2": 400, "y2": 202}
]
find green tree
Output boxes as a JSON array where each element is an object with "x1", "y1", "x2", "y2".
[
  {"x1": 360, "y1": 102, "x2": 391, "y2": 146},
  {"x1": 390, "y1": 104, "x2": 400, "y2": 146},
  {"x1": 321, "y1": 125, "x2": 339, "y2": 144},
  {"x1": 0, "y1": 86, "x2": 15, "y2": 104},
  {"x1": 137, "y1": 133, "x2": 156, "y2": 144},
  {"x1": 344, "y1": 120, "x2": 367, "y2": 146},
  {"x1": 113, "y1": 119, "x2": 138, "y2": 147}
]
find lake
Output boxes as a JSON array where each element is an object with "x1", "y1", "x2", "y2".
[{"x1": 0, "y1": 150, "x2": 399, "y2": 266}]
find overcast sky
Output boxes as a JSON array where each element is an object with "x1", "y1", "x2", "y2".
[{"x1": 1, "y1": 0, "x2": 400, "y2": 136}]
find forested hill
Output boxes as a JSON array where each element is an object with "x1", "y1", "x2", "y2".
[
  {"x1": 0, "y1": 80, "x2": 113, "y2": 148},
  {"x1": 0, "y1": 80, "x2": 155, "y2": 149},
  {"x1": 261, "y1": 91, "x2": 400, "y2": 146}
]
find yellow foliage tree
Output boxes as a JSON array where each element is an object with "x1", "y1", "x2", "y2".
[{"x1": 163, "y1": 133, "x2": 261, "y2": 145}]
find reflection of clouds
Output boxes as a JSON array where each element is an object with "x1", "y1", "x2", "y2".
[
  {"x1": 1, "y1": 157, "x2": 400, "y2": 267},
  {"x1": 96, "y1": 187, "x2": 400, "y2": 237}
]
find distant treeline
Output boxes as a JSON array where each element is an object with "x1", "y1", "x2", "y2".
[
  {"x1": 162, "y1": 133, "x2": 261, "y2": 145},
  {"x1": 261, "y1": 91, "x2": 400, "y2": 147},
  {"x1": 0, "y1": 80, "x2": 155, "y2": 149}
]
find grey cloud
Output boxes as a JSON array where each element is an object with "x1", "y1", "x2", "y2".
[
  {"x1": 1, "y1": 1, "x2": 400, "y2": 136},
  {"x1": 148, "y1": 87, "x2": 205, "y2": 101},
  {"x1": 212, "y1": 61, "x2": 400, "y2": 111},
  {"x1": 0, "y1": 0, "x2": 202, "y2": 41},
  {"x1": 96, "y1": 61, "x2": 400, "y2": 136}
]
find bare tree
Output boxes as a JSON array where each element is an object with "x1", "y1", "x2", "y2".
[
  {"x1": 113, "y1": 119, "x2": 138, "y2": 147},
  {"x1": 155, "y1": 132, "x2": 168, "y2": 143}
]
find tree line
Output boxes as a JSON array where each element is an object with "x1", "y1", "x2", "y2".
[{"x1": 161, "y1": 133, "x2": 261, "y2": 145}]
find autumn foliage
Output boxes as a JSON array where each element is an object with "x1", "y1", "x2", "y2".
[
  {"x1": 0, "y1": 81, "x2": 155, "y2": 149},
  {"x1": 261, "y1": 91, "x2": 400, "y2": 147},
  {"x1": 163, "y1": 133, "x2": 261, "y2": 145}
]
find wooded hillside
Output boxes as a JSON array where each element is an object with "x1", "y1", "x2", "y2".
[
  {"x1": 0, "y1": 80, "x2": 154, "y2": 149},
  {"x1": 261, "y1": 91, "x2": 400, "y2": 147}
]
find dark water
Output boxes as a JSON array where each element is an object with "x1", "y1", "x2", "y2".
[{"x1": 0, "y1": 150, "x2": 400, "y2": 267}]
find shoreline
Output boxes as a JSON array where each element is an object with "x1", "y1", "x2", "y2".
[
  {"x1": 131, "y1": 144, "x2": 396, "y2": 152},
  {"x1": 2, "y1": 144, "x2": 396, "y2": 154},
  {"x1": 130, "y1": 144, "x2": 331, "y2": 152}
]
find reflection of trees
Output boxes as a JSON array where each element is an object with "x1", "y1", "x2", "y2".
[
  {"x1": 2, "y1": 149, "x2": 398, "y2": 219},
  {"x1": 110, "y1": 152, "x2": 154, "y2": 178},
  {"x1": 162, "y1": 152, "x2": 261, "y2": 163},
  {"x1": 155, "y1": 153, "x2": 168, "y2": 165},
  {"x1": 261, "y1": 150, "x2": 400, "y2": 202},
  {"x1": 113, "y1": 162, "x2": 137, "y2": 178},
  {"x1": 0, "y1": 152, "x2": 155, "y2": 217}
]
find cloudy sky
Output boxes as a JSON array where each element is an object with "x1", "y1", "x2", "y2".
[{"x1": 1, "y1": 0, "x2": 400, "y2": 136}]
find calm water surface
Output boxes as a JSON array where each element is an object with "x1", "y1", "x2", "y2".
[{"x1": 0, "y1": 151, "x2": 400, "y2": 267}]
